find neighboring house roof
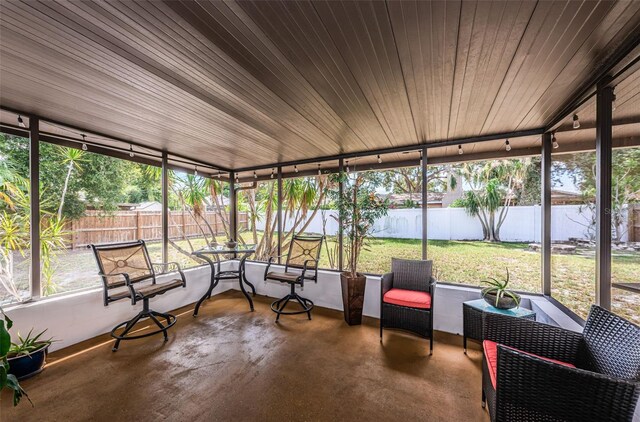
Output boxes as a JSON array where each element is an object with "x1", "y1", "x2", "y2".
[
  {"x1": 551, "y1": 189, "x2": 585, "y2": 205},
  {"x1": 136, "y1": 201, "x2": 163, "y2": 211},
  {"x1": 385, "y1": 192, "x2": 444, "y2": 205}
]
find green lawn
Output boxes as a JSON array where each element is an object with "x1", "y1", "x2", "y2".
[
  {"x1": 3, "y1": 237, "x2": 638, "y2": 325},
  {"x1": 318, "y1": 237, "x2": 639, "y2": 324}
]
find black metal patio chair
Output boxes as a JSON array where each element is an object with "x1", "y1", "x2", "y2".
[
  {"x1": 481, "y1": 305, "x2": 640, "y2": 421},
  {"x1": 90, "y1": 240, "x2": 186, "y2": 351},
  {"x1": 263, "y1": 235, "x2": 323, "y2": 323},
  {"x1": 381, "y1": 258, "x2": 437, "y2": 354}
]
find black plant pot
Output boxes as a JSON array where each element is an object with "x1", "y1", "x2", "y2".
[
  {"x1": 482, "y1": 288, "x2": 520, "y2": 310},
  {"x1": 340, "y1": 272, "x2": 367, "y2": 325},
  {"x1": 8, "y1": 345, "x2": 49, "y2": 380}
]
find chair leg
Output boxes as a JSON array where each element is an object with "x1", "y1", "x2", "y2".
[
  {"x1": 275, "y1": 295, "x2": 291, "y2": 323},
  {"x1": 111, "y1": 299, "x2": 177, "y2": 351},
  {"x1": 152, "y1": 311, "x2": 172, "y2": 326},
  {"x1": 430, "y1": 334, "x2": 433, "y2": 355},
  {"x1": 295, "y1": 296, "x2": 312, "y2": 320},
  {"x1": 482, "y1": 389, "x2": 486, "y2": 409},
  {"x1": 270, "y1": 284, "x2": 314, "y2": 322},
  {"x1": 149, "y1": 314, "x2": 169, "y2": 342},
  {"x1": 113, "y1": 312, "x2": 143, "y2": 352}
]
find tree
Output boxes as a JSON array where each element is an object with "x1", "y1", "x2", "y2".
[
  {"x1": 555, "y1": 149, "x2": 640, "y2": 242},
  {"x1": 331, "y1": 171, "x2": 388, "y2": 275},
  {"x1": 55, "y1": 146, "x2": 86, "y2": 220},
  {"x1": 0, "y1": 174, "x2": 68, "y2": 299},
  {"x1": 237, "y1": 175, "x2": 335, "y2": 261},
  {"x1": 457, "y1": 159, "x2": 533, "y2": 242},
  {"x1": 381, "y1": 165, "x2": 453, "y2": 203}
]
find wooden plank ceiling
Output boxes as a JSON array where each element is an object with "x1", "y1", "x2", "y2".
[{"x1": 1, "y1": 0, "x2": 639, "y2": 170}]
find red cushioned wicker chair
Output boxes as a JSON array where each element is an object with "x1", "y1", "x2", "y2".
[
  {"x1": 481, "y1": 305, "x2": 640, "y2": 421},
  {"x1": 380, "y1": 258, "x2": 436, "y2": 354}
]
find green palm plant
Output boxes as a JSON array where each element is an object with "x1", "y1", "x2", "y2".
[
  {"x1": 40, "y1": 216, "x2": 68, "y2": 296},
  {"x1": 332, "y1": 172, "x2": 389, "y2": 277},
  {"x1": 0, "y1": 174, "x2": 68, "y2": 300},
  {"x1": 457, "y1": 159, "x2": 531, "y2": 242},
  {"x1": 9, "y1": 328, "x2": 55, "y2": 357},
  {"x1": 55, "y1": 146, "x2": 87, "y2": 220},
  {"x1": 480, "y1": 268, "x2": 520, "y2": 308}
]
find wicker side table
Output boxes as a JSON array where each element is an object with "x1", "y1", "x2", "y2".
[{"x1": 462, "y1": 299, "x2": 536, "y2": 353}]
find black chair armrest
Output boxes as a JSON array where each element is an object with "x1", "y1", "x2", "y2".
[
  {"x1": 152, "y1": 261, "x2": 182, "y2": 274},
  {"x1": 98, "y1": 272, "x2": 132, "y2": 286},
  {"x1": 263, "y1": 255, "x2": 287, "y2": 281},
  {"x1": 151, "y1": 262, "x2": 187, "y2": 287},
  {"x1": 484, "y1": 312, "x2": 583, "y2": 364},
  {"x1": 381, "y1": 272, "x2": 394, "y2": 296},
  {"x1": 301, "y1": 259, "x2": 319, "y2": 283},
  {"x1": 428, "y1": 276, "x2": 437, "y2": 297},
  {"x1": 99, "y1": 272, "x2": 137, "y2": 304},
  {"x1": 496, "y1": 345, "x2": 640, "y2": 421}
]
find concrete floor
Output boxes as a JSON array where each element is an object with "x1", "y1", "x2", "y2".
[{"x1": 1, "y1": 291, "x2": 488, "y2": 421}]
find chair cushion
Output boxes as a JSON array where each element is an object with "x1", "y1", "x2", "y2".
[
  {"x1": 136, "y1": 279, "x2": 184, "y2": 298},
  {"x1": 108, "y1": 279, "x2": 184, "y2": 301},
  {"x1": 383, "y1": 288, "x2": 431, "y2": 309},
  {"x1": 266, "y1": 271, "x2": 302, "y2": 284},
  {"x1": 483, "y1": 340, "x2": 575, "y2": 389}
]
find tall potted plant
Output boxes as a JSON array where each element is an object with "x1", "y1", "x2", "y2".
[{"x1": 333, "y1": 172, "x2": 388, "y2": 325}]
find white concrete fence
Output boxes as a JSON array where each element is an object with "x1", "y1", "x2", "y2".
[{"x1": 257, "y1": 205, "x2": 620, "y2": 243}]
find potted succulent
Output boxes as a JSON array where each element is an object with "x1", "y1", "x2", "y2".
[
  {"x1": 332, "y1": 171, "x2": 388, "y2": 325},
  {"x1": 1, "y1": 309, "x2": 28, "y2": 406},
  {"x1": 481, "y1": 268, "x2": 520, "y2": 309},
  {"x1": 7, "y1": 328, "x2": 54, "y2": 380}
]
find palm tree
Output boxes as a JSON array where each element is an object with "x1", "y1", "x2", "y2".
[
  {"x1": 56, "y1": 146, "x2": 86, "y2": 220},
  {"x1": 458, "y1": 159, "x2": 531, "y2": 242},
  {"x1": 243, "y1": 175, "x2": 332, "y2": 260},
  {"x1": 0, "y1": 174, "x2": 68, "y2": 300}
]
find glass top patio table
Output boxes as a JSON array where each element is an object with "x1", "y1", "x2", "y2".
[
  {"x1": 464, "y1": 298, "x2": 535, "y2": 318},
  {"x1": 192, "y1": 244, "x2": 256, "y2": 255},
  {"x1": 192, "y1": 244, "x2": 257, "y2": 316}
]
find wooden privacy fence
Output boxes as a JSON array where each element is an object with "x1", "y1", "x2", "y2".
[{"x1": 64, "y1": 210, "x2": 247, "y2": 249}]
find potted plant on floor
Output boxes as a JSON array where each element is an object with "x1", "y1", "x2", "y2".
[
  {"x1": 481, "y1": 268, "x2": 520, "y2": 309},
  {"x1": 333, "y1": 171, "x2": 388, "y2": 325},
  {"x1": 1, "y1": 308, "x2": 28, "y2": 406},
  {"x1": 7, "y1": 327, "x2": 54, "y2": 380}
]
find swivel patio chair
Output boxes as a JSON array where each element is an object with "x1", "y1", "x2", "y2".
[
  {"x1": 381, "y1": 258, "x2": 437, "y2": 354},
  {"x1": 263, "y1": 235, "x2": 323, "y2": 323},
  {"x1": 90, "y1": 240, "x2": 186, "y2": 351},
  {"x1": 481, "y1": 305, "x2": 640, "y2": 421}
]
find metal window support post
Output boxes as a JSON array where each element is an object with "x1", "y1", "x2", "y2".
[
  {"x1": 421, "y1": 147, "x2": 428, "y2": 260},
  {"x1": 277, "y1": 166, "x2": 283, "y2": 264},
  {"x1": 338, "y1": 158, "x2": 344, "y2": 271},
  {"x1": 29, "y1": 116, "x2": 41, "y2": 299},
  {"x1": 595, "y1": 79, "x2": 614, "y2": 309},
  {"x1": 541, "y1": 133, "x2": 552, "y2": 296},
  {"x1": 230, "y1": 172, "x2": 237, "y2": 242},
  {"x1": 161, "y1": 151, "x2": 169, "y2": 264}
]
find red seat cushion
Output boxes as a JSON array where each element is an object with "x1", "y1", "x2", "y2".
[
  {"x1": 383, "y1": 288, "x2": 431, "y2": 309},
  {"x1": 483, "y1": 340, "x2": 575, "y2": 389}
]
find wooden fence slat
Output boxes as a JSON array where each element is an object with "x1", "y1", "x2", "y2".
[{"x1": 64, "y1": 210, "x2": 246, "y2": 249}]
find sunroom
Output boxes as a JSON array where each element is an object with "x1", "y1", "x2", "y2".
[{"x1": 0, "y1": 1, "x2": 639, "y2": 421}]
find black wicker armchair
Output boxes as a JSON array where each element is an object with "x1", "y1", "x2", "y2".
[
  {"x1": 481, "y1": 305, "x2": 640, "y2": 421},
  {"x1": 380, "y1": 258, "x2": 436, "y2": 354}
]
